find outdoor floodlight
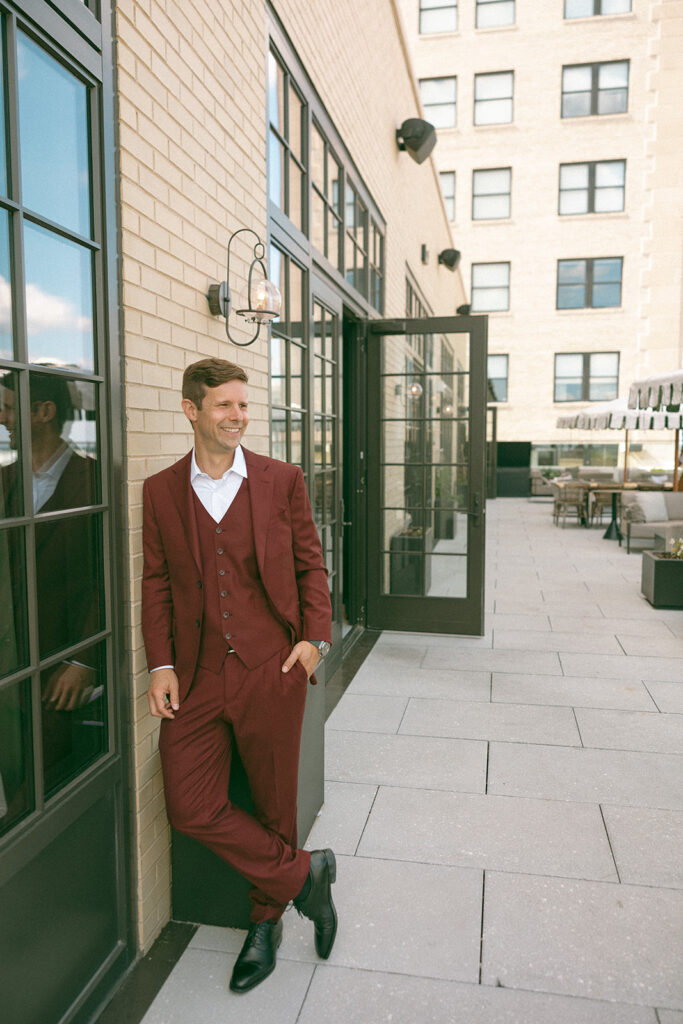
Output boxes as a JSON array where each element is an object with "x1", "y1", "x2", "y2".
[
  {"x1": 207, "y1": 228, "x2": 282, "y2": 347},
  {"x1": 438, "y1": 248, "x2": 461, "y2": 271},
  {"x1": 395, "y1": 118, "x2": 437, "y2": 164},
  {"x1": 456, "y1": 303, "x2": 471, "y2": 315}
]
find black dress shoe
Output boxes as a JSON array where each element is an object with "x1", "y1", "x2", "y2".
[
  {"x1": 293, "y1": 848, "x2": 337, "y2": 959},
  {"x1": 229, "y1": 918, "x2": 283, "y2": 993}
]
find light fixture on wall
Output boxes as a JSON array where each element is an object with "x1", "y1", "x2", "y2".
[
  {"x1": 456, "y1": 303, "x2": 471, "y2": 315},
  {"x1": 409, "y1": 381, "x2": 424, "y2": 399},
  {"x1": 395, "y1": 118, "x2": 437, "y2": 164},
  {"x1": 438, "y1": 248, "x2": 461, "y2": 271},
  {"x1": 207, "y1": 228, "x2": 282, "y2": 347}
]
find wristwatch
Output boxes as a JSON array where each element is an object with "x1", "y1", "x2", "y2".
[{"x1": 308, "y1": 640, "x2": 331, "y2": 659}]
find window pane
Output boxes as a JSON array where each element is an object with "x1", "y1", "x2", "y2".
[
  {"x1": 35, "y1": 511, "x2": 104, "y2": 660},
  {"x1": 0, "y1": 210, "x2": 12, "y2": 360},
  {"x1": 592, "y1": 282, "x2": 621, "y2": 307},
  {"x1": 488, "y1": 355, "x2": 508, "y2": 376},
  {"x1": 565, "y1": 0, "x2": 594, "y2": 16},
  {"x1": 595, "y1": 161, "x2": 625, "y2": 187},
  {"x1": 24, "y1": 222, "x2": 95, "y2": 372},
  {"x1": 562, "y1": 92, "x2": 592, "y2": 118},
  {"x1": 477, "y1": 0, "x2": 515, "y2": 28},
  {"x1": 421, "y1": 76, "x2": 457, "y2": 104},
  {"x1": 589, "y1": 378, "x2": 618, "y2": 400},
  {"x1": 0, "y1": 678, "x2": 33, "y2": 837},
  {"x1": 420, "y1": 3, "x2": 458, "y2": 33},
  {"x1": 429, "y1": 103, "x2": 458, "y2": 129},
  {"x1": 270, "y1": 335, "x2": 286, "y2": 406},
  {"x1": 558, "y1": 260, "x2": 587, "y2": 285},
  {"x1": 590, "y1": 352, "x2": 618, "y2": 376},
  {"x1": 475, "y1": 72, "x2": 512, "y2": 100},
  {"x1": 0, "y1": 526, "x2": 29, "y2": 677},
  {"x1": 559, "y1": 190, "x2": 589, "y2": 215},
  {"x1": 311, "y1": 124, "x2": 325, "y2": 190},
  {"x1": 555, "y1": 378, "x2": 583, "y2": 401},
  {"x1": 0, "y1": 18, "x2": 7, "y2": 198},
  {"x1": 267, "y1": 52, "x2": 285, "y2": 133},
  {"x1": 272, "y1": 408, "x2": 286, "y2": 461},
  {"x1": 555, "y1": 354, "x2": 583, "y2": 376},
  {"x1": 601, "y1": 0, "x2": 631, "y2": 12},
  {"x1": 311, "y1": 189, "x2": 325, "y2": 254},
  {"x1": 560, "y1": 164, "x2": 589, "y2": 190},
  {"x1": 472, "y1": 287, "x2": 508, "y2": 312},
  {"x1": 599, "y1": 61, "x2": 628, "y2": 89},
  {"x1": 439, "y1": 171, "x2": 455, "y2": 220},
  {"x1": 0, "y1": 370, "x2": 22, "y2": 518},
  {"x1": 473, "y1": 168, "x2": 510, "y2": 194},
  {"x1": 288, "y1": 85, "x2": 303, "y2": 162},
  {"x1": 473, "y1": 193, "x2": 510, "y2": 219},
  {"x1": 594, "y1": 187, "x2": 623, "y2": 213},
  {"x1": 473, "y1": 263, "x2": 509, "y2": 287},
  {"x1": 17, "y1": 34, "x2": 91, "y2": 237},
  {"x1": 289, "y1": 160, "x2": 303, "y2": 233},
  {"x1": 563, "y1": 66, "x2": 592, "y2": 92},
  {"x1": 268, "y1": 132, "x2": 285, "y2": 210},
  {"x1": 290, "y1": 412, "x2": 302, "y2": 467},
  {"x1": 593, "y1": 257, "x2": 622, "y2": 282},
  {"x1": 329, "y1": 156, "x2": 341, "y2": 213},
  {"x1": 42, "y1": 639, "x2": 107, "y2": 799},
  {"x1": 558, "y1": 285, "x2": 586, "y2": 308}
]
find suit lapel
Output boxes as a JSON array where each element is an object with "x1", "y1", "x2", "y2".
[
  {"x1": 243, "y1": 448, "x2": 272, "y2": 577},
  {"x1": 169, "y1": 451, "x2": 201, "y2": 573}
]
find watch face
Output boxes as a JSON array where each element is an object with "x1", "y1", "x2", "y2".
[{"x1": 317, "y1": 641, "x2": 331, "y2": 658}]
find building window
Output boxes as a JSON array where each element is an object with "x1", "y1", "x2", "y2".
[
  {"x1": 557, "y1": 257, "x2": 622, "y2": 309},
  {"x1": 561, "y1": 61, "x2": 629, "y2": 118},
  {"x1": 488, "y1": 355, "x2": 509, "y2": 401},
  {"x1": 476, "y1": 0, "x2": 515, "y2": 28},
  {"x1": 471, "y1": 262, "x2": 510, "y2": 311},
  {"x1": 419, "y1": 76, "x2": 457, "y2": 128},
  {"x1": 268, "y1": 49, "x2": 307, "y2": 232},
  {"x1": 554, "y1": 352, "x2": 619, "y2": 402},
  {"x1": 559, "y1": 160, "x2": 625, "y2": 214},
  {"x1": 345, "y1": 182, "x2": 368, "y2": 294},
  {"x1": 474, "y1": 72, "x2": 513, "y2": 125},
  {"x1": 269, "y1": 245, "x2": 307, "y2": 469},
  {"x1": 440, "y1": 171, "x2": 456, "y2": 220},
  {"x1": 565, "y1": 0, "x2": 631, "y2": 17},
  {"x1": 311, "y1": 121, "x2": 342, "y2": 271},
  {"x1": 370, "y1": 219, "x2": 384, "y2": 313},
  {"x1": 472, "y1": 168, "x2": 511, "y2": 219},
  {"x1": 420, "y1": 0, "x2": 457, "y2": 33}
]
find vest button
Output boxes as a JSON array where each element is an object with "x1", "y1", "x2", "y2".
[
  {"x1": 221, "y1": 591, "x2": 228, "y2": 598},
  {"x1": 219, "y1": 569, "x2": 225, "y2": 576},
  {"x1": 197, "y1": 581, "x2": 202, "y2": 589},
  {"x1": 217, "y1": 547, "x2": 224, "y2": 555},
  {"x1": 224, "y1": 633, "x2": 232, "y2": 640},
  {"x1": 216, "y1": 527, "x2": 222, "y2": 534},
  {"x1": 223, "y1": 611, "x2": 230, "y2": 619},
  {"x1": 195, "y1": 619, "x2": 200, "y2": 627}
]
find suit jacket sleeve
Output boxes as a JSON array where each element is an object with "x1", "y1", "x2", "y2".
[
  {"x1": 289, "y1": 466, "x2": 332, "y2": 643},
  {"x1": 141, "y1": 478, "x2": 175, "y2": 670}
]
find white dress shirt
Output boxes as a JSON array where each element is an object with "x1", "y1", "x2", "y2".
[
  {"x1": 151, "y1": 446, "x2": 248, "y2": 672},
  {"x1": 34, "y1": 441, "x2": 72, "y2": 512}
]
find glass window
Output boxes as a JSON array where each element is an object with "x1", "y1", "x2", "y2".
[
  {"x1": 0, "y1": 210, "x2": 12, "y2": 360},
  {"x1": 487, "y1": 354, "x2": 508, "y2": 401},
  {"x1": 345, "y1": 182, "x2": 368, "y2": 293},
  {"x1": 440, "y1": 171, "x2": 456, "y2": 220},
  {"x1": 0, "y1": 526, "x2": 29, "y2": 677},
  {"x1": 565, "y1": 0, "x2": 631, "y2": 17},
  {"x1": 554, "y1": 352, "x2": 619, "y2": 401},
  {"x1": 17, "y1": 33, "x2": 91, "y2": 238},
  {"x1": 0, "y1": 678, "x2": 33, "y2": 837},
  {"x1": 269, "y1": 245, "x2": 307, "y2": 469},
  {"x1": 472, "y1": 168, "x2": 511, "y2": 219},
  {"x1": 267, "y1": 50, "x2": 307, "y2": 233},
  {"x1": 557, "y1": 257, "x2": 623, "y2": 309},
  {"x1": 310, "y1": 121, "x2": 343, "y2": 272},
  {"x1": 559, "y1": 160, "x2": 625, "y2": 214},
  {"x1": 476, "y1": 0, "x2": 515, "y2": 27},
  {"x1": 24, "y1": 223, "x2": 95, "y2": 372},
  {"x1": 562, "y1": 61, "x2": 629, "y2": 118},
  {"x1": 419, "y1": 76, "x2": 457, "y2": 129},
  {"x1": 420, "y1": 0, "x2": 457, "y2": 33},
  {"x1": 471, "y1": 262, "x2": 510, "y2": 312},
  {"x1": 0, "y1": 17, "x2": 7, "y2": 199},
  {"x1": 0, "y1": 370, "x2": 22, "y2": 517},
  {"x1": 474, "y1": 72, "x2": 513, "y2": 125},
  {"x1": 369, "y1": 220, "x2": 384, "y2": 314}
]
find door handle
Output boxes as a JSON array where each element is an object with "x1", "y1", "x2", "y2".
[
  {"x1": 469, "y1": 493, "x2": 481, "y2": 528},
  {"x1": 340, "y1": 498, "x2": 352, "y2": 531}
]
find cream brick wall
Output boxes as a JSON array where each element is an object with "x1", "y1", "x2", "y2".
[
  {"x1": 117, "y1": 0, "x2": 466, "y2": 951},
  {"x1": 398, "y1": 0, "x2": 683, "y2": 446}
]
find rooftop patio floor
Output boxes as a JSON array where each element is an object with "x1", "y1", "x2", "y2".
[{"x1": 139, "y1": 498, "x2": 683, "y2": 1024}]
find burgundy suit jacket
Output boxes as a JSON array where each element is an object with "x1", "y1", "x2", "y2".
[{"x1": 141, "y1": 447, "x2": 332, "y2": 700}]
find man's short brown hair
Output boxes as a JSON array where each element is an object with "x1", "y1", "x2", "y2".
[{"x1": 182, "y1": 358, "x2": 248, "y2": 409}]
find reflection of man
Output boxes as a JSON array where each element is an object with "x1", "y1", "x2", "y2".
[
  {"x1": 0, "y1": 371, "x2": 98, "y2": 708},
  {"x1": 143, "y1": 358, "x2": 337, "y2": 994}
]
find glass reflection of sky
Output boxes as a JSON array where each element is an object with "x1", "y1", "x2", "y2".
[
  {"x1": 0, "y1": 20, "x2": 7, "y2": 198},
  {"x1": 17, "y1": 33, "x2": 91, "y2": 238},
  {"x1": 24, "y1": 222, "x2": 94, "y2": 371},
  {"x1": 0, "y1": 210, "x2": 12, "y2": 360}
]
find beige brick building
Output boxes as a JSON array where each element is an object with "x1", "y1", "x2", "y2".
[{"x1": 399, "y1": 0, "x2": 683, "y2": 466}]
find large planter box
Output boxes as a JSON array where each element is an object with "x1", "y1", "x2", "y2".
[{"x1": 641, "y1": 550, "x2": 683, "y2": 608}]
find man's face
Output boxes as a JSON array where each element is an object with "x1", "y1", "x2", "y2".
[
  {"x1": 0, "y1": 387, "x2": 17, "y2": 449},
  {"x1": 184, "y1": 380, "x2": 249, "y2": 457}
]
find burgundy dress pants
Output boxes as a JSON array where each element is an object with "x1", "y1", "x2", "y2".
[{"x1": 158, "y1": 645, "x2": 312, "y2": 922}]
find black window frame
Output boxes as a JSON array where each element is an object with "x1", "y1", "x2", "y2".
[
  {"x1": 554, "y1": 351, "x2": 620, "y2": 403},
  {"x1": 419, "y1": 0, "x2": 458, "y2": 34},
  {"x1": 564, "y1": 0, "x2": 631, "y2": 17},
  {"x1": 487, "y1": 354, "x2": 509, "y2": 402},
  {"x1": 561, "y1": 60, "x2": 629, "y2": 118},
  {"x1": 556, "y1": 257, "x2": 623, "y2": 309},
  {"x1": 472, "y1": 166, "x2": 512, "y2": 220},
  {"x1": 558, "y1": 159, "x2": 626, "y2": 215}
]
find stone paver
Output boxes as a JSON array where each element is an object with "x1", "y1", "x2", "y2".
[{"x1": 140, "y1": 500, "x2": 683, "y2": 1023}]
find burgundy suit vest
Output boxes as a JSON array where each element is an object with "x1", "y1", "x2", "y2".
[{"x1": 193, "y1": 480, "x2": 290, "y2": 673}]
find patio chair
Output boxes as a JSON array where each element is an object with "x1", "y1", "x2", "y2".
[
  {"x1": 589, "y1": 488, "x2": 615, "y2": 526},
  {"x1": 553, "y1": 483, "x2": 586, "y2": 527}
]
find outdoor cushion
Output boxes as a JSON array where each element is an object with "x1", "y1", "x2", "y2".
[
  {"x1": 628, "y1": 491, "x2": 668, "y2": 523},
  {"x1": 664, "y1": 493, "x2": 683, "y2": 518}
]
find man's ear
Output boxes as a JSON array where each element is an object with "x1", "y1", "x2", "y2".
[
  {"x1": 181, "y1": 398, "x2": 198, "y2": 423},
  {"x1": 31, "y1": 399, "x2": 57, "y2": 424}
]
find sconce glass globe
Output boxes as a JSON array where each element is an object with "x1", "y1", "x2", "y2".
[
  {"x1": 409, "y1": 381, "x2": 424, "y2": 399},
  {"x1": 237, "y1": 278, "x2": 282, "y2": 324}
]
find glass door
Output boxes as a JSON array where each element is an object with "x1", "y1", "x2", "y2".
[{"x1": 366, "y1": 316, "x2": 488, "y2": 634}]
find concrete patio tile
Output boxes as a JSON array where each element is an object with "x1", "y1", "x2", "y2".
[
  {"x1": 487, "y1": 742, "x2": 683, "y2": 809},
  {"x1": 348, "y1": 664, "x2": 491, "y2": 701},
  {"x1": 549, "y1": 615, "x2": 675, "y2": 636},
  {"x1": 481, "y1": 873, "x2": 683, "y2": 1007},
  {"x1": 363, "y1": 644, "x2": 426, "y2": 666},
  {"x1": 595, "y1": 600, "x2": 662, "y2": 619},
  {"x1": 279, "y1": 854, "x2": 483, "y2": 982},
  {"x1": 575, "y1": 708, "x2": 683, "y2": 754},
  {"x1": 375, "y1": 630, "x2": 494, "y2": 649},
  {"x1": 325, "y1": 693, "x2": 408, "y2": 734},
  {"x1": 424, "y1": 647, "x2": 563, "y2": 675},
  {"x1": 493, "y1": 629, "x2": 623, "y2": 655},
  {"x1": 141, "y1": 948, "x2": 314, "y2": 1024},
  {"x1": 297, "y1": 966, "x2": 656, "y2": 1024},
  {"x1": 601, "y1": 805, "x2": 683, "y2": 889},
  {"x1": 666, "y1": 621, "x2": 683, "y2": 638},
  {"x1": 491, "y1": 672, "x2": 657, "y2": 712},
  {"x1": 646, "y1": 680, "x2": 683, "y2": 714},
  {"x1": 357, "y1": 786, "x2": 616, "y2": 881},
  {"x1": 617, "y1": 634, "x2": 683, "y2": 658},
  {"x1": 494, "y1": 598, "x2": 604, "y2": 616},
  {"x1": 488, "y1": 612, "x2": 552, "y2": 631},
  {"x1": 304, "y1": 781, "x2": 378, "y2": 856},
  {"x1": 658, "y1": 1012, "x2": 683, "y2": 1023},
  {"x1": 325, "y1": 729, "x2": 487, "y2": 792},
  {"x1": 399, "y1": 698, "x2": 581, "y2": 746},
  {"x1": 560, "y1": 653, "x2": 683, "y2": 683}
]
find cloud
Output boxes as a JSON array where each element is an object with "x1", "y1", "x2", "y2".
[{"x1": 0, "y1": 276, "x2": 92, "y2": 337}]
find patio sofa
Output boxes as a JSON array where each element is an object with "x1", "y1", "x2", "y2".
[{"x1": 620, "y1": 491, "x2": 683, "y2": 553}]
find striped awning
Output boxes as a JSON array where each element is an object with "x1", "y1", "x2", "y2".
[
  {"x1": 557, "y1": 397, "x2": 683, "y2": 431},
  {"x1": 628, "y1": 369, "x2": 683, "y2": 410}
]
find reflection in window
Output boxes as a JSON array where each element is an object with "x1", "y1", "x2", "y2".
[
  {"x1": 554, "y1": 352, "x2": 619, "y2": 402},
  {"x1": 0, "y1": 678, "x2": 33, "y2": 837},
  {"x1": 556, "y1": 257, "x2": 622, "y2": 309},
  {"x1": 24, "y1": 223, "x2": 95, "y2": 372},
  {"x1": 562, "y1": 61, "x2": 629, "y2": 118},
  {"x1": 269, "y1": 245, "x2": 306, "y2": 469},
  {"x1": 488, "y1": 354, "x2": 509, "y2": 401},
  {"x1": 267, "y1": 50, "x2": 306, "y2": 233},
  {"x1": 0, "y1": 209, "x2": 12, "y2": 360},
  {"x1": 0, "y1": 527, "x2": 28, "y2": 677},
  {"x1": 17, "y1": 33, "x2": 91, "y2": 237},
  {"x1": 565, "y1": 0, "x2": 631, "y2": 16},
  {"x1": 311, "y1": 122, "x2": 343, "y2": 271},
  {"x1": 42, "y1": 640, "x2": 107, "y2": 799},
  {"x1": 559, "y1": 160, "x2": 625, "y2": 214},
  {"x1": 0, "y1": 370, "x2": 22, "y2": 515},
  {"x1": 0, "y1": 17, "x2": 7, "y2": 199},
  {"x1": 369, "y1": 220, "x2": 384, "y2": 313},
  {"x1": 345, "y1": 183, "x2": 368, "y2": 293}
]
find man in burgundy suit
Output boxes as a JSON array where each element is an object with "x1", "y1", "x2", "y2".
[{"x1": 143, "y1": 357, "x2": 337, "y2": 994}]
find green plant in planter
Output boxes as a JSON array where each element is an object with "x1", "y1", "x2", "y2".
[{"x1": 660, "y1": 537, "x2": 683, "y2": 560}]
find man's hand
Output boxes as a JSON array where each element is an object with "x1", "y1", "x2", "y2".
[
  {"x1": 147, "y1": 668, "x2": 180, "y2": 719},
  {"x1": 282, "y1": 641, "x2": 320, "y2": 680},
  {"x1": 43, "y1": 663, "x2": 95, "y2": 712}
]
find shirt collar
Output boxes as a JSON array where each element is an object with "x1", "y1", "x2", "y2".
[{"x1": 191, "y1": 445, "x2": 248, "y2": 483}]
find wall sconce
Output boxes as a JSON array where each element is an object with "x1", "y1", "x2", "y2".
[
  {"x1": 207, "y1": 228, "x2": 282, "y2": 347},
  {"x1": 409, "y1": 381, "x2": 424, "y2": 399},
  {"x1": 456, "y1": 303, "x2": 471, "y2": 315}
]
